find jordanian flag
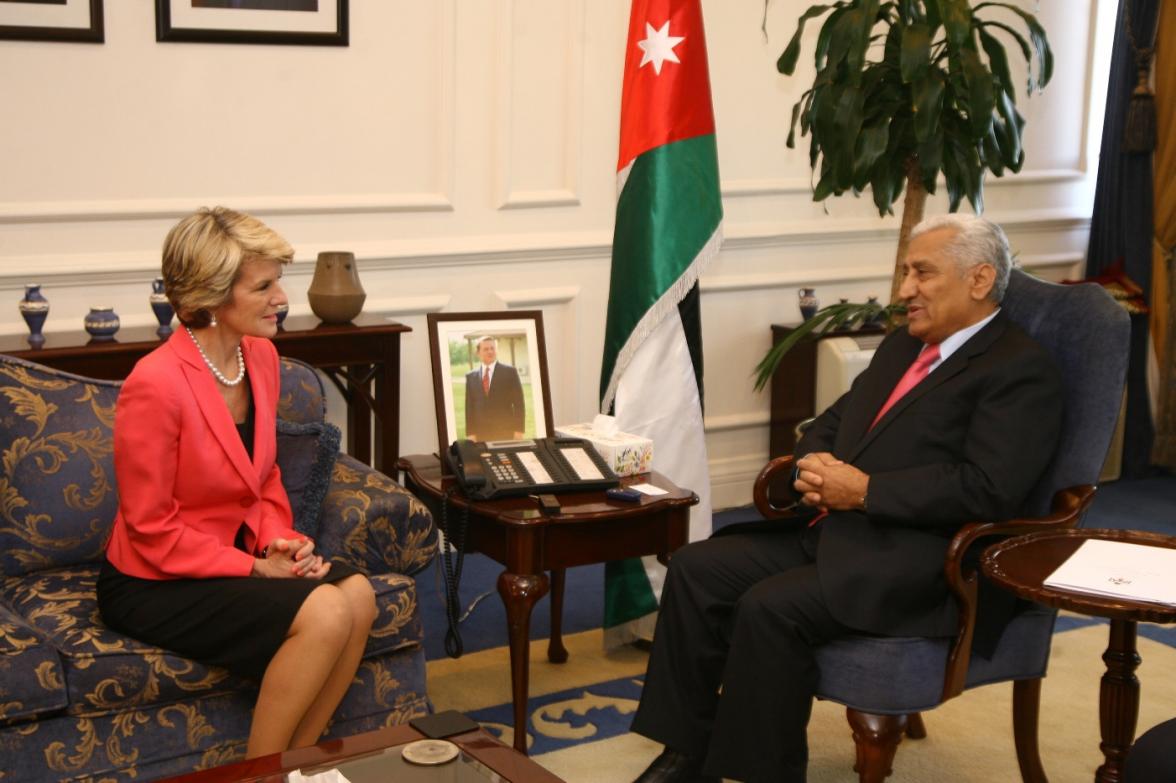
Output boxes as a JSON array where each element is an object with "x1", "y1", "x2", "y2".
[{"x1": 600, "y1": 0, "x2": 722, "y2": 646}]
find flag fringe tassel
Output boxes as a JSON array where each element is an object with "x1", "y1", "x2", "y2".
[{"x1": 600, "y1": 223, "x2": 722, "y2": 414}]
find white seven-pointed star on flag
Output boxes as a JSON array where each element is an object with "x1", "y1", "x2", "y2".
[{"x1": 637, "y1": 21, "x2": 685, "y2": 75}]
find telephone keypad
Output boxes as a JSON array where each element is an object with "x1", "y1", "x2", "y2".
[{"x1": 486, "y1": 453, "x2": 524, "y2": 484}]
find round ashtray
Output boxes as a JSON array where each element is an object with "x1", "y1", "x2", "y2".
[{"x1": 401, "y1": 739, "x2": 460, "y2": 766}]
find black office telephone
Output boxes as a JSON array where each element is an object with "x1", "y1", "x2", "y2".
[{"x1": 447, "y1": 437, "x2": 619, "y2": 500}]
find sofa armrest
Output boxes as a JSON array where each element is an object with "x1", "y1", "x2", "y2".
[{"x1": 316, "y1": 454, "x2": 438, "y2": 577}]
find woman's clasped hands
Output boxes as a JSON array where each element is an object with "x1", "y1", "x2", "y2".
[{"x1": 251, "y1": 537, "x2": 331, "y2": 579}]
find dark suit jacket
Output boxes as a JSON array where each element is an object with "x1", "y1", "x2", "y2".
[
  {"x1": 465, "y1": 362, "x2": 525, "y2": 441},
  {"x1": 795, "y1": 312, "x2": 1062, "y2": 640}
]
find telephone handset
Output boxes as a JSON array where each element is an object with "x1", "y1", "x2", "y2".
[{"x1": 447, "y1": 437, "x2": 618, "y2": 500}]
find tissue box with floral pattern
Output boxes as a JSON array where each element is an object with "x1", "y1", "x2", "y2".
[{"x1": 554, "y1": 422, "x2": 653, "y2": 477}]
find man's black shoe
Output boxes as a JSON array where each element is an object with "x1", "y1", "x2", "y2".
[{"x1": 633, "y1": 748, "x2": 720, "y2": 783}]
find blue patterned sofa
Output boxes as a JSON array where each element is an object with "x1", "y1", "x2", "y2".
[{"x1": 0, "y1": 354, "x2": 437, "y2": 782}]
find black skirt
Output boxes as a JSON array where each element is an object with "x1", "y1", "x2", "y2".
[{"x1": 97, "y1": 558, "x2": 361, "y2": 682}]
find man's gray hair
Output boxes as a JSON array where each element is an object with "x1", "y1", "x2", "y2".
[{"x1": 910, "y1": 214, "x2": 1012, "y2": 303}]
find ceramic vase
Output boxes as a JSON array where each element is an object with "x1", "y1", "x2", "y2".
[
  {"x1": 84, "y1": 307, "x2": 120, "y2": 341},
  {"x1": 307, "y1": 251, "x2": 365, "y2": 324},
  {"x1": 275, "y1": 303, "x2": 289, "y2": 327},
  {"x1": 865, "y1": 295, "x2": 886, "y2": 328},
  {"x1": 798, "y1": 287, "x2": 820, "y2": 321},
  {"x1": 18, "y1": 284, "x2": 49, "y2": 347},
  {"x1": 149, "y1": 278, "x2": 174, "y2": 337}
]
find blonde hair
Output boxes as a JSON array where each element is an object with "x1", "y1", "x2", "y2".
[{"x1": 162, "y1": 206, "x2": 293, "y2": 328}]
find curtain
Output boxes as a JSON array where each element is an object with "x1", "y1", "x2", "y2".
[
  {"x1": 1085, "y1": 0, "x2": 1161, "y2": 478},
  {"x1": 1153, "y1": 2, "x2": 1176, "y2": 467}
]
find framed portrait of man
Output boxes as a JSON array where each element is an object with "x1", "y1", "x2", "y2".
[{"x1": 427, "y1": 311, "x2": 553, "y2": 454}]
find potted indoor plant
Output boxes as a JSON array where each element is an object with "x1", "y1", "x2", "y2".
[{"x1": 754, "y1": 0, "x2": 1052, "y2": 391}]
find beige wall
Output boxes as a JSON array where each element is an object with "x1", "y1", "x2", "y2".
[{"x1": 0, "y1": 0, "x2": 1111, "y2": 508}]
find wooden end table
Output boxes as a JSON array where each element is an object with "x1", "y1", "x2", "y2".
[
  {"x1": 1, "y1": 313, "x2": 408, "y2": 473},
  {"x1": 156, "y1": 723, "x2": 564, "y2": 782},
  {"x1": 397, "y1": 454, "x2": 698, "y2": 754},
  {"x1": 982, "y1": 528, "x2": 1176, "y2": 783}
]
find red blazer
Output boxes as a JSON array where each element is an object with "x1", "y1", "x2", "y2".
[{"x1": 105, "y1": 329, "x2": 300, "y2": 580}]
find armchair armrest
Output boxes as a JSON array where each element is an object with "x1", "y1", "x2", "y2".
[
  {"x1": 316, "y1": 454, "x2": 438, "y2": 577},
  {"x1": 939, "y1": 484, "x2": 1097, "y2": 700},
  {"x1": 753, "y1": 455, "x2": 800, "y2": 519}
]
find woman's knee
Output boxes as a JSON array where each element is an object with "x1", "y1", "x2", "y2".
[
  {"x1": 339, "y1": 575, "x2": 377, "y2": 630},
  {"x1": 292, "y1": 585, "x2": 352, "y2": 643}
]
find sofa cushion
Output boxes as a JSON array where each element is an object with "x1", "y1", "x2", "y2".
[
  {"x1": 0, "y1": 566, "x2": 248, "y2": 716},
  {"x1": 0, "y1": 358, "x2": 120, "y2": 577},
  {"x1": 276, "y1": 418, "x2": 341, "y2": 539},
  {"x1": 1, "y1": 565, "x2": 426, "y2": 717},
  {"x1": 0, "y1": 601, "x2": 67, "y2": 725}
]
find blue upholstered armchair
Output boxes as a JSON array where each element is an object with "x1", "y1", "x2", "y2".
[
  {"x1": 753, "y1": 269, "x2": 1131, "y2": 782},
  {"x1": 0, "y1": 355, "x2": 437, "y2": 782}
]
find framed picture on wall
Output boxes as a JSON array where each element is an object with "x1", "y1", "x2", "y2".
[
  {"x1": 0, "y1": 0, "x2": 103, "y2": 43},
  {"x1": 427, "y1": 311, "x2": 553, "y2": 454},
  {"x1": 155, "y1": 0, "x2": 347, "y2": 46}
]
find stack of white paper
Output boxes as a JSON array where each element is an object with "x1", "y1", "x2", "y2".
[{"x1": 1043, "y1": 539, "x2": 1176, "y2": 605}]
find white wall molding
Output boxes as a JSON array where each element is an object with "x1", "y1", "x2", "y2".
[
  {"x1": 0, "y1": 210, "x2": 1091, "y2": 290},
  {"x1": 492, "y1": 0, "x2": 585, "y2": 210},
  {"x1": 703, "y1": 411, "x2": 771, "y2": 433},
  {"x1": 495, "y1": 286, "x2": 581, "y2": 308},
  {"x1": 721, "y1": 168, "x2": 1088, "y2": 199}
]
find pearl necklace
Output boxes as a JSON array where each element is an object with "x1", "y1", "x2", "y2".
[{"x1": 185, "y1": 326, "x2": 246, "y2": 387}]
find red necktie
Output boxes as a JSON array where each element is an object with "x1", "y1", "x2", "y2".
[
  {"x1": 482, "y1": 367, "x2": 490, "y2": 395},
  {"x1": 870, "y1": 343, "x2": 941, "y2": 429}
]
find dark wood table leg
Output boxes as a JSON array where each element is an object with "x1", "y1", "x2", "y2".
[
  {"x1": 548, "y1": 568, "x2": 568, "y2": 664},
  {"x1": 346, "y1": 364, "x2": 372, "y2": 466},
  {"x1": 376, "y1": 331, "x2": 400, "y2": 472},
  {"x1": 1096, "y1": 619, "x2": 1141, "y2": 783},
  {"x1": 497, "y1": 570, "x2": 550, "y2": 755}
]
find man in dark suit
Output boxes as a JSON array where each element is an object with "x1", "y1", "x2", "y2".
[
  {"x1": 630, "y1": 215, "x2": 1064, "y2": 783},
  {"x1": 465, "y1": 336, "x2": 525, "y2": 442}
]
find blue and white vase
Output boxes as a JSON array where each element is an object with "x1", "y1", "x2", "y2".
[
  {"x1": 84, "y1": 307, "x2": 120, "y2": 341},
  {"x1": 149, "y1": 278, "x2": 174, "y2": 337},
  {"x1": 18, "y1": 284, "x2": 49, "y2": 347},
  {"x1": 275, "y1": 302, "x2": 289, "y2": 327},
  {"x1": 797, "y1": 287, "x2": 820, "y2": 321}
]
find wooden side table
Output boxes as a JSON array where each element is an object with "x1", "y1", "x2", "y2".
[
  {"x1": 397, "y1": 454, "x2": 698, "y2": 754},
  {"x1": 982, "y1": 528, "x2": 1176, "y2": 783},
  {"x1": 0, "y1": 314, "x2": 408, "y2": 473}
]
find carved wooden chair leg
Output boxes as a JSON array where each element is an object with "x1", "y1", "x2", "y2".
[
  {"x1": 1013, "y1": 678, "x2": 1048, "y2": 783},
  {"x1": 905, "y1": 712, "x2": 927, "y2": 739},
  {"x1": 848, "y1": 709, "x2": 907, "y2": 783}
]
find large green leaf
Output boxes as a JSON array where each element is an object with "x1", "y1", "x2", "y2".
[
  {"x1": 917, "y1": 131, "x2": 943, "y2": 191},
  {"x1": 912, "y1": 71, "x2": 945, "y2": 143},
  {"x1": 778, "y1": 4, "x2": 836, "y2": 75},
  {"x1": 815, "y1": 7, "x2": 850, "y2": 70},
  {"x1": 855, "y1": 119, "x2": 891, "y2": 177},
  {"x1": 959, "y1": 47, "x2": 995, "y2": 138},
  {"x1": 833, "y1": 85, "x2": 866, "y2": 184},
  {"x1": 936, "y1": 0, "x2": 972, "y2": 48},
  {"x1": 975, "y1": 2, "x2": 1053, "y2": 90},
  {"x1": 982, "y1": 124, "x2": 1005, "y2": 176},
  {"x1": 900, "y1": 22, "x2": 931, "y2": 83},
  {"x1": 977, "y1": 26, "x2": 1014, "y2": 100}
]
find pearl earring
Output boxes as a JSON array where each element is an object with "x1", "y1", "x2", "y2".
[{"x1": 210, "y1": 315, "x2": 218, "y2": 327}]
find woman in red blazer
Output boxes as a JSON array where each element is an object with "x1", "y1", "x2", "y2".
[{"x1": 98, "y1": 207, "x2": 377, "y2": 759}]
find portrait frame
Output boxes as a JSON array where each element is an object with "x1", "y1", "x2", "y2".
[
  {"x1": 0, "y1": 0, "x2": 104, "y2": 43},
  {"x1": 155, "y1": 0, "x2": 347, "y2": 46},
  {"x1": 427, "y1": 311, "x2": 553, "y2": 456}
]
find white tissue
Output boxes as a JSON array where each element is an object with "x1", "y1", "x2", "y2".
[
  {"x1": 286, "y1": 769, "x2": 352, "y2": 783},
  {"x1": 592, "y1": 413, "x2": 619, "y2": 436}
]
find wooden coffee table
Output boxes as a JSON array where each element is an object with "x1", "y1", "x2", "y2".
[
  {"x1": 398, "y1": 454, "x2": 697, "y2": 754},
  {"x1": 982, "y1": 528, "x2": 1176, "y2": 783},
  {"x1": 157, "y1": 724, "x2": 564, "y2": 782}
]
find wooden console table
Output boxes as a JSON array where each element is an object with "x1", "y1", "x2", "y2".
[
  {"x1": 0, "y1": 313, "x2": 408, "y2": 472},
  {"x1": 397, "y1": 454, "x2": 698, "y2": 755}
]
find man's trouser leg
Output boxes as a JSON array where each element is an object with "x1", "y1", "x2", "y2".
[{"x1": 630, "y1": 526, "x2": 841, "y2": 780}]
